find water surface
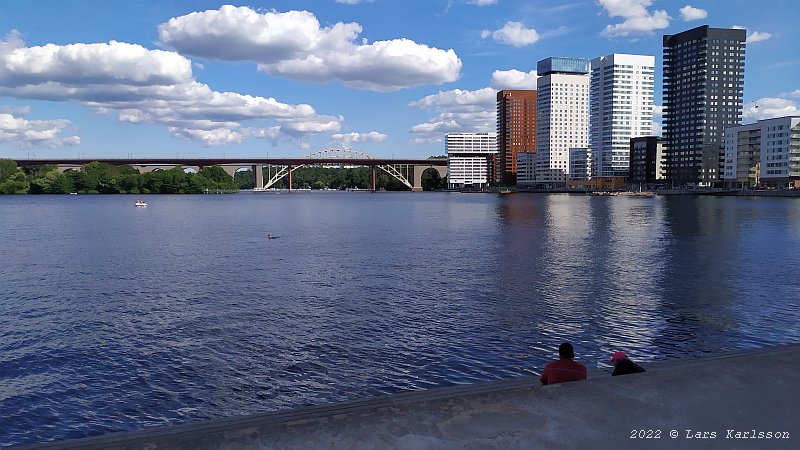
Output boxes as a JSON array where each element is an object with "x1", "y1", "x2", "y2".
[{"x1": 2, "y1": 192, "x2": 799, "y2": 446}]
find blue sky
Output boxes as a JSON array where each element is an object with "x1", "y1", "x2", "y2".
[{"x1": 0, "y1": 0, "x2": 797, "y2": 159}]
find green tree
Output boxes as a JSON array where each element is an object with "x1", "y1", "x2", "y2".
[
  {"x1": 74, "y1": 161, "x2": 118, "y2": 193},
  {"x1": 0, "y1": 159, "x2": 19, "y2": 183},
  {"x1": 0, "y1": 171, "x2": 30, "y2": 194},
  {"x1": 116, "y1": 173, "x2": 141, "y2": 194},
  {"x1": 30, "y1": 169, "x2": 74, "y2": 194},
  {"x1": 159, "y1": 167, "x2": 188, "y2": 193},
  {"x1": 234, "y1": 169, "x2": 255, "y2": 189},
  {"x1": 199, "y1": 166, "x2": 232, "y2": 184}
]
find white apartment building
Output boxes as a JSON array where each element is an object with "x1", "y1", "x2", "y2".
[
  {"x1": 589, "y1": 54, "x2": 655, "y2": 178},
  {"x1": 723, "y1": 116, "x2": 800, "y2": 188},
  {"x1": 445, "y1": 132, "x2": 497, "y2": 190},
  {"x1": 536, "y1": 57, "x2": 590, "y2": 186}
]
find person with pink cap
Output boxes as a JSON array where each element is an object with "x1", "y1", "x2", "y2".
[{"x1": 610, "y1": 351, "x2": 646, "y2": 376}]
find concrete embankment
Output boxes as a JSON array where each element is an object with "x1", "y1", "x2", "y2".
[{"x1": 27, "y1": 344, "x2": 800, "y2": 450}]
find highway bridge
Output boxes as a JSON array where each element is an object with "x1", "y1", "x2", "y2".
[{"x1": 12, "y1": 149, "x2": 449, "y2": 192}]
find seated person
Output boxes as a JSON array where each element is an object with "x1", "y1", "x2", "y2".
[
  {"x1": 610, "y1": 351, "x2": 646, "y2": 376},
  {"x1": 540, "y1": 342, "x2": 588, "y2": 385}
]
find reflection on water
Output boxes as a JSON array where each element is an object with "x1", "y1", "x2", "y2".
[{"x1": 1, "y1": 193, "x2": 800, "y2": 446}]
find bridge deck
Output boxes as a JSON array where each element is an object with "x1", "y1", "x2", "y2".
[{"x1": 13, "y1": 158, "x2": 448, "y2": 166}]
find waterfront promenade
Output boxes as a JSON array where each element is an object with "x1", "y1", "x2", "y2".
[{"x1": 28, "y1": 344, "x2": 799, "y2": 450}]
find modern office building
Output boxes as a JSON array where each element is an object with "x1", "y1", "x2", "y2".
[
  {"x1": 590, "y1": 54, "x2": 655, "y2": 178},
  {"x1": 662, "y1": 25, "x2": 746, "y2": 187},
  {"x1": 535, "y1": 57, "x2": 590, "y2": 186},
  {"x1": 496, "y1": 90, "x2": 537, "y2": 185},
  {"x1": 445, "y1": 132, "x2": 498, "y2": 190},
  {"x1": 629, "y1": 136, "x2": 665, "y2": 187},
  {"x1": 516, "y1": 152, "x2": 536, "y2": 186},
  {"x1": 723, "y1": 116, "x2": 800, "y2": 188},
  {"x1": 568, "y1": 147, "x2": 592, "y2": 182}
]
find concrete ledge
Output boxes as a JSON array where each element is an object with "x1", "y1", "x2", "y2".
[{"x1": 25, "y1": 344, "x2": 800, "y2": 449}]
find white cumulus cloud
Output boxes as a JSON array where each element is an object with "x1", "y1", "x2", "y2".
[
  {"x1": 733, "y1": 26, "x2": 773, "y2": 44},
  {"x1": 0, "y1": 109, "x2": 80, "y2": 148},
  {"x1": 469, "y1": 0, "x2": 498, "y2": 5},
  {"x1": 679, "y1": 5, "x2": 707, "y2": 21},
  {"x1": 169, "y1": 127, "x2": 244, "y2": 146},
  {"x1": 279, "y1": 115, "x2": 342, "y2": 138},
  {"x1": 747, "y1": 31, "x2": 772, "y2": 43},
  {"x1": 0, "y1": 31, "x2": 341, "y2": 147},
  {"x1": 598, "y1": 0, "x2": 670, "y2": 37},
  {"x1": 651, "y1": 104, "x2": 664, "y2": 136},
  {"x1": 742, "y1": 98, "x2": 799, "y2": 123},
  {"x1": 409, "y1": 87, "x2": 496, "y2": 111},
  {"x1": 331, "y1": 131, "x2": 387, "y2": 148},
  {"x1": 157, "y1": 6, "x2": 460, "y2": 92},
  {"x1": 481, "y1": 21, "x2": 540, "y2": 47},
  {"x1": 409, "y1": 87, "x2": 496, "y2": 143},
  {"x1": 490, "y1": 69, "x2": 538, "y2": 89}
]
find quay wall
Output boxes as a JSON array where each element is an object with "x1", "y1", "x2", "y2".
[{"x1": 26, "y1": 344, "x2": 800, "y2": 450}]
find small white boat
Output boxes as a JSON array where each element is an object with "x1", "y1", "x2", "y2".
[{"x1": 135, "y1": 199, "x2": 148, "y2": 207}]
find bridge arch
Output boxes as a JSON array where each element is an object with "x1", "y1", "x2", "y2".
[
  {"x1": 415, "y1": 166, "x2": 448, "y2": 191},
  {"x1": 262, "y1": 148, "x2": 424, "y2": 191}
]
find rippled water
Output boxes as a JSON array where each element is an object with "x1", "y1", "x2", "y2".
[{"x1": 2, "y1": 192, "x2": 800, "y2": 446}]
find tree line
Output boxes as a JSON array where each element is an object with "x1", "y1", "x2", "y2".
[
  {"x1": 0, "y1": 160, "x2": 447, "y2": 194},
  {"x1": 0, "y1": 160, "x2": 238, "y2": 194}
]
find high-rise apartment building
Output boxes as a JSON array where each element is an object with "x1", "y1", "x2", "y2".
[
  {"x1": 663, "y1": 25, "x2": 746, "y2": 187},
  {"x1": 535, "y1": 57, "x2": 590, "y2": 186},
  {"x1": 496, "y1": 90, "x2": 537, "y2": 185},
  {"x1": 445, "y1": 132, "x2": 498, "y2": 190},
  {"x1": 723, "y1": 116, "x2": 800, "y2": 188},
  {"x1": 590, "y1": 54, "x2": 655, "y2": 178}
]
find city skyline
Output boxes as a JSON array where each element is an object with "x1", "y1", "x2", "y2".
[{"x1": 0, "y1": 0, "x2": 796, "y2": 159}]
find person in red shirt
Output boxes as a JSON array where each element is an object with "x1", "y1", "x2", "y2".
[{"x1": 540, "y1": 342, "x2": 588, "y2": 385}]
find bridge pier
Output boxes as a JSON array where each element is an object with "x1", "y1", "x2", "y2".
[
  {"x1": 412, "y1": 165, "x2": 448, "y2": 192},
  {"x1": 371, "y1": 165, "x2": 377, "y2": 192},
  {"x1": 288, "y1": 165, "x2": 292, "y2": 192},
  {"x1": 253, "y1": 165, "x2": 264, "y2": 189}
]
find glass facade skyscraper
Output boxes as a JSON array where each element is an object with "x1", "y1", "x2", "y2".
[{"x1": 537, "y1": 57, "x2": 591, "y2": 76}]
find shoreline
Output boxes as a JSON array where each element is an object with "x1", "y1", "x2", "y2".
[
  {"x1": 24, "y1": 344, "x2": 800, "y2": 449},
  {"x1": 510, "y1": 188, "x2": 800, "y2": 197}
]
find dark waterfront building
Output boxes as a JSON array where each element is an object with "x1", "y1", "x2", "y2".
[
  {"x1": 496, "y1": 90, "x2": 537, "y2": 185},
  {"x1": 662, "y1": 25, "x2": 746, "y2": 187},
  {"x1": 629, "y1": 136, "x2": 664, "y2": 187}
]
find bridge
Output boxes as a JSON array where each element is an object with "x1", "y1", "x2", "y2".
[{"x1": 12, "y1": 149, "x2": 448, "y2": 192}]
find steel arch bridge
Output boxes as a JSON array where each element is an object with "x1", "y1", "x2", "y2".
[{"x1": 263, "y1": 148, "x2": 416, "y2": 190}]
